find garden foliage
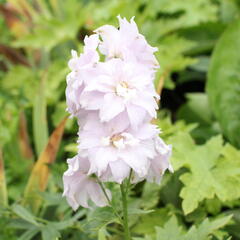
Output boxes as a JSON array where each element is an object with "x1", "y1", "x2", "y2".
[{"x1": 0, "y1": 0, "x2": 240, "y2": 239}]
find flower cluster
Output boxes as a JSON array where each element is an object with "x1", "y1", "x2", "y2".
[{"x1": 63, "y1": 16, "x2": 172, "y2": 210}]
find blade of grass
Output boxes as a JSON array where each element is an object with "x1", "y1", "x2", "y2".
[
  {"x1": 23, "y1": 117, "x2": 67, "y2": 213},
  {"x1": 0, "y1": 148, "x2": 8, "y2": 207},
  {"x1": 33, "y1": 73, "x2": 48, "y2": 156}
]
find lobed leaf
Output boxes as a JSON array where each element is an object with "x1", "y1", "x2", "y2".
[{"x1": 170, "y1": 132, "x2": 240, "y2": 214}]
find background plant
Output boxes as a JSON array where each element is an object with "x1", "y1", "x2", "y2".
[{"x1": 0, "y1": 0, "x2": 240, "y2": 239}]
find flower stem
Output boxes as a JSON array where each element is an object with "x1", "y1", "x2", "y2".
[
  {"x1": 96, "y1": 178, "x2": 123, "y2": 224},
  {"x1": 120, "y1": 180, "x2": 131, "y2": 240}
]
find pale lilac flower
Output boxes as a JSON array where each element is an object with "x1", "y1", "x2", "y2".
[
  {"x1": 146, "y1": 137, "x2": 173, "y2": 184},
  {"x1": 63, "y1": 155, "x2": 111, "y2": 210},
  {"x1": 80, "y1": 58, "x2": 158, "y2": 128},
  {"x1": 78, "y1": 114, "x2": 159, "y2": 183},
  {"x1": 95, "y1": 16, "x2": 159, "y2": 68},
  {"x1": 65, "y1": 34, "x2": 99, "y2": 117},
  {"x1": 64, "y1": 16, "x2": 172, "y2": 210}
]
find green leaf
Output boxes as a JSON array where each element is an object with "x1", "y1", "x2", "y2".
[
  {"x1": 156, "y1": 216, "x2": 183, "y2": 240},
  {"x1": 12, "y1": 204, "x2": 39, "y2": 226},
  {"x1": 178, "y1": 22, "x2": 226, "y2": 55},
  {"x1": 155, "y1": 35, "x2": 197, "y2": 90},
  {"x1": 51, "y1": 209, "x2": 86, "y2": 230},
  {"x1": 1, "y1": 65, "x2": 38, "y2": 103},
  {"x1": 9, "y1": 219, "x2": 35, "y2": 230},
  {"x1": 220, "y1": 0, "x2": 240, "y2": 23},
  {"x1": 156, "y1": 116, "x2": 197, "y2": 141},
  {"x1": 18, "y1": 229, "x2": 39, "y2": 240},
  {"x1": 98, "y1": 227, "x2": 108, "y2": 240},
  {"x1": 83, "y1": 207, "x2": 117, "y2": 232},
  {"x1": 128, "y1": 209, "x2": 154, "y2": 216},
  {"x1": 154, "y1": 215, "x2": 231, "y2": 240},
  {"x1": 13, "y1": 0, "x2": 88, "y2": 51},
  {"x1": 41, "y1": 224, "x2": 60, "y2": 240},
  {"x1": 207, "y1": 20, "x2": 240, "y2": 148},
  {"x1": 142, "y1": 0, "x2": 218, "y2": 38},
  {"x1": 132, "y1": 208, "x2": 170, "y2": 235},
  {"x1": 184, "y1": 215, "x2": 232, "y2": 240},
  {"x1": 177, "y1": 93, "x2": 212, "y2": 125},
  {"x1": 141, "y1": 182, "x2": 160, "y2": 210},
  {"x1": 33, "y1": 77, "x2": 48, "y2": 156},
  {"x1": 170, "y1": 133, "x2": 240, "y2": 214}
]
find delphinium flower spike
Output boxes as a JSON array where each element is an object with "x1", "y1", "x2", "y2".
[{"x1": 63, "y1": 16, "x2": 172, "y2": 238}]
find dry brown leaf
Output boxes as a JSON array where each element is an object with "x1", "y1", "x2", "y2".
[
  {"x1": 23, "y1": 117, "x2": 67, "y2": 213},
  {"x1": 19, "y1": 112, "x2": 34, "y2": 160}
]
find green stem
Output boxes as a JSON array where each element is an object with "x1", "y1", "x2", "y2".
[
  {"x1": 120, "y1": 182, "x2": 131, "y2": 240},
  {"x1": 96, "y1": 178, "x2": 122, "y2": 224}
]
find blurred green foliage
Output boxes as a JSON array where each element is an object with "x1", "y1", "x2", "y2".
[{"x1": 0, "y1": 0, "x2": 240, "y2": 239}]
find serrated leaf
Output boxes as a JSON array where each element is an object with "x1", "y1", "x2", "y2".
[
  {"x1": 156, "y1": 216, "x2": 183, "y2": 240},
  {"x1": 156, "y1": 116, "x2": 197, "y2": 141},
  {"x1": 170, "y1": 133, "x2": 240, "y2": 214},
  {"x1": 207, "y1": 20, "x2": 240, "y2": 148},
  {"x1": 184, "y1": 215, "x2": 232, "y2": 240},
  {"x1": 154, "y1": 215, "x2": 231, "y2": 240}
]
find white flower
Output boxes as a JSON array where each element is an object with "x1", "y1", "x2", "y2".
[
  {"x1": 147, "y1": 137, "x2": 173, "y2": 184},
  {"x1": 63, "y1": 155, "x2": 111, "y2": 210},
  {"x1": 95, "y1": 16, "x2": 159, "y2": 68},
  {"x1": 64, "y1": 16, "x2": 172, "y2": 210},
  {"x1": 78, "y1": 114, "x2": 160, "y2": 183},
  {"x1": 80, "y1": 58, "x2": 158, "y2": 128},
  {"x1": 66, "y1": 34, "x2": 99, "y2": 117}
]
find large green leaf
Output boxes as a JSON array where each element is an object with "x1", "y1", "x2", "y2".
[
  {"x1": 135, "y1": 215, "x2": 231, "y2": 240},
  {"x1": 170, "y1": 132, "x2": 240, "y2": 214},
  {"x1": 207, "y1": 20, "x2": 240, "y2": 148},
  {"x1": 154, "y1": 215, "x2": 231, "y2": 240}
]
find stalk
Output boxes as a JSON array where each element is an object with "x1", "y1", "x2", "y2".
[
  {"x1": 120, "y1": 183, "x2": 131, "y2": 240},
  {"x1": 97, "y1": 178, "x2": 122, "y2": 224},
  {"x1": 120, "y1": 170, "x2": 132, "y2": 240}
]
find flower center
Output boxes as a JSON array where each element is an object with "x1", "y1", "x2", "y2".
[
  {"x1": 101, "y1": 133, "x2": 139, "y2": 149},
  {"x1": 115, "y1": 81, "x2": 136, "y2": 100}
]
